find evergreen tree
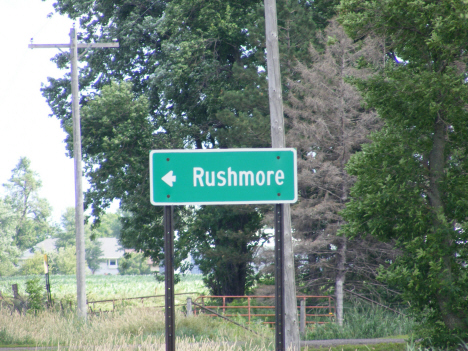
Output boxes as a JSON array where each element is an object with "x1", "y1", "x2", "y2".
[
  {"x1": 285, "y1": 21, "x2": 395, "y2": 324},
  {"x1": 339, "y1": 0, "x2": 468, "y2": 345}
]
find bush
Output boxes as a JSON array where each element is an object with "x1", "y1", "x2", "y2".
[
  {"x1": 50, "y1": 246, "x2": 76, "y2": 275},
  {"x1": 305, "y1": 303, "x2": 415, "y2": 340},
  {"x1": 118, "y1": 252, "x2": 151, "y2": 275},
  {"x1": 19, "y1": 252, "x2": 45, "y2": 275},
  {"x1": 25, "y1": 277, "x2": 45, "y2": 312}
]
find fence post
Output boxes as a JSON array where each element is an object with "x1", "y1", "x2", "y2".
[
  {"x1": 187, "y1": 297, "x2": 193, "y2": 317},
  {"x1": 300, "y1": 299, "x2": 305, "y2": 335},
  {"x1": 12, "y1": 284, "x2": 19, "y2": 299},
  {"x1": 248, "y1": 296, "x2": 251, "y2": 323}
]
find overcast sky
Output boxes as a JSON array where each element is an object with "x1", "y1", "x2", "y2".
[{"x1": 0, "y1": 0, "x2": 89, "y2": 222}]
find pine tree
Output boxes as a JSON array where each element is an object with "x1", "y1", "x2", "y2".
[{"x1": 285, "y1": 21, "x2": 394, "y2": 325}]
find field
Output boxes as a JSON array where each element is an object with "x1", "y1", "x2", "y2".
[
  {"x1": 0, "y1": 274, "x2": 208, "y2": 311},
  {"x1": 1, "y1": 274, "x2": 457, "y2": 350}
]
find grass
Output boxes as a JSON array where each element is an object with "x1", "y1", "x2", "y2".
[
  {"x1": 0, "y1": 307, "x2": 275, "y2": 350},
  {"x1": 304, "y1": 303, "x2": 415, "y2": 340},
  {"x1": 4, "y1": 275, "x2": 451, "y2": 350},
  {"x1": 302, "y1": 344, "x2": 405, "y2": 351}
]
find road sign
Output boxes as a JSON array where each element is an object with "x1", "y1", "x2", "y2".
[{"x1": 150, "y1": 148, "x2": 297, "y2": 205}]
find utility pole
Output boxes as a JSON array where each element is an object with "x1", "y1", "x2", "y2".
[
  {"x1": 264, "y1": 0, "x2": 300, "y2": 350},
  {"x1": 29, "y1": 27, "x2": 118, "y2": 320}
]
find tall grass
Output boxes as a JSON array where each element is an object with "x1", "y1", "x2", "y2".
[
  {"x1": 305, "y1": 303, "x2": 415, "y2": 340},
  {"x1": 0, "y1": 307, "x2": 275, "y2": 350}
]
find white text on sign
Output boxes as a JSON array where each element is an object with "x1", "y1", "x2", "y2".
[{"x1": 193, "y1": 167, "x2": 285, "y2": 187}]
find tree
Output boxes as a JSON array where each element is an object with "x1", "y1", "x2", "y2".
[
  {"x1": 50, "y1": 246, "x2": 78, "y2": 275},
  {"x1": 184, "y1": 205, "x2": 268, "y2": 296},
  {"x1": 3, "y1": 157, "x2": 53, "y2": 250},
  {"x1": 285, "y1": 20, "x2": 395, "y2": 325},
  {"x1": 85, "y1": 240, "x2": 105, "y2": 274},
  {"x1": 338, "y1": 0, "x2": 468, "y2": 345},
  {"x1": 42, "y1": 0, "x2": 337, "y2": 296},
  {"x1": 118, "y1": 252, "x2": 151, "y2": 275},
  {"x1": 0, "y1": 199, "x2": 20, "y2": 276},
  {"x1": 19, "y1": 251, "x2": 45, "y2": 275},
  {"x1": 90, "y1": 212, "x2": 122, "y2": 239},
  {"x1": 54, "y1": 207, "x2": 76, "y2": 250},
  {"x1": 54, "y1": 207, "x2": 105, "y2": 273}
]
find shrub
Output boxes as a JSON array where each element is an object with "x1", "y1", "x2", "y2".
[
  {"x1": 25, "y1": 277, "x2": 45, "y2": 312},
  {"x1": 20, "y1": 252, "x2": 45, "y2": 275},
  {"x1": 118, "y1": 252, "x2": 151, "y2": 275}
]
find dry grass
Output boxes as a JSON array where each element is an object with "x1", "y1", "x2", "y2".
[{"x1": 0, "y1": 306, "x2": 276, "y2": 350}]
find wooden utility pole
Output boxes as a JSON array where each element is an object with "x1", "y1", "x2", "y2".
[
  {"x1": 264, "y1": 0, "x2": 300, "y2": 350},
  {"x1": 29, "y1": 27, "x2": 118, "y2": 320}
]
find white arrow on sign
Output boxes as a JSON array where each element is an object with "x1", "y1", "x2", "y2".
[{"x1": 162, "y1": 170, "x2": 177, "y2": 187}]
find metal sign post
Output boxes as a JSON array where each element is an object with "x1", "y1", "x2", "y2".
[
  {"x1": 275, "y1": 204, "x2": 285, "y2": 350},
  {"x1": 164, "y1": 206, "x2": 175, "y2": 351},
  {"x1": 44, "y1": 254, "x2": 52, "y2": 307},
  {"x1": 150, "y1": 149, "x2": 297, "y2": 351}
]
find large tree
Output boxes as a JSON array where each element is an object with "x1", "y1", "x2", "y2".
[
  {"x1": 2, "y1": 157, "x2": 53, "y2": 250},
  {"x1": 338, "y1": 0, "x2": 468, "y2": 345},
  {"x1": 42, "y1": 0, "x2": 333, "y2": 295},
  {"x1": 285, "y1": 20, "x2": 397, "y2": 325}
]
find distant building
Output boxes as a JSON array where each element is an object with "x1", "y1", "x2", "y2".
[{"x1": 19, "y1": 237, "x2": 128, "y2": 275}]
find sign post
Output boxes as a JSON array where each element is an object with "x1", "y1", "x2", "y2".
[
  {"x1": 164, "y1": 206, "x2": 175, "y2": 351},
  {"x1": 44, "y1": 254, "x2": 51, "y2": 307},
  {"x1": 150, "y1": 148, "x2": 297, "y2": 351}
]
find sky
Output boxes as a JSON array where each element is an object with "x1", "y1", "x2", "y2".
[{"x1": 0, "y1": 0, "x2": 91, "y2": 223}]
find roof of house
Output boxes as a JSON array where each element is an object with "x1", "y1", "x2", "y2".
[
  {"x1": 99, "y1": 237, "x2": 124, "y2": 259},
  {"x1": 20, "y1": 237, "x2": 125, "y2": 261}
]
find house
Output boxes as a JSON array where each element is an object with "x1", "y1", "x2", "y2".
[
  {"x1": 96, "y1": 237, "x2": 125, "y2": 275},
  {"x1": 19, "y1": 237, "x2": 126, "y2": 275}
]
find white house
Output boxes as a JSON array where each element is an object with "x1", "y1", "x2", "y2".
[{"x1": 19, "y1": 237, "x2": 126, "y2": 275}]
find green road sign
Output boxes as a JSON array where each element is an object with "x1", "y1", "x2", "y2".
[{"x1": 150, "y1": 148, "x2": 297, "y2": 205}]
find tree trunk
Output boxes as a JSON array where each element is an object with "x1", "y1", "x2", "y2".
[
  {"x1": 428, "y1": 116, "x2": 465, "y2": 331},
  {"x1": 335, "y1": 236, "x2": 346, "y2": 326}
]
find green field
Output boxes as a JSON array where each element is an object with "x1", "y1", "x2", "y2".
[
  {"x1": 0, "y1": 274, "x2": 431, "y2": 350},
  {"x1": 0, "y1": 273, "x2": 208, "y2": 311}
]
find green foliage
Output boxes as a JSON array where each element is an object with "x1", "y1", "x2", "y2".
[
  {"x1": 42, "y1": 0, "x2": 337, "y2": 298},
  {"x1": 0, "y1": 199, "x2": 20, "y2": 277},
  {"x1": 90, "y1": 212, "x2": 122, "y2": 239},
  {"x1": 25, "y1": 277, "x2": 45, "y2": 312},
  {"x1": 306, "y1": 304, "x2": 414, "y2": 340},
  {"x1": 20, "y1": 251, "x2": 45, "y2": 275},
  {"x1": 0, "y1": 327, "x2": 35, "y2": 346},
  {"x1": 339, "y1": 0, "x2": 468, "y2": 346},
  {"x1": 54, "y1": 207, "x2": 77, "y2": 250},
  {"x1": 184, "y1": 205, "x2": 267, "y2": 296},
  {"x1": 310, "y1": 344, "x2": 405, "y2": 351},
  {"x1": 2, "y1": 157, "x2": 53, "y2": 251},
  {"x1": 0, "y1": 274, "x2": 207, "y2": 304},
  {"x1": 85, "y1": 239, "x2": 104, "y2": 274},
  {"x1": 118, "y1": 252, "x2": 151, "y2": 275},
  {"x1": 50, "y1": 246, "x2": 77, "y2": 275}
]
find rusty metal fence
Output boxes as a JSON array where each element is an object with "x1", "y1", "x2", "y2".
[
  {"x1": 87, "y1": 292, "x2": 198, "y2": 313},
  {"x1": 193, "y1": 295, "x2": 335, "y2": 325}
]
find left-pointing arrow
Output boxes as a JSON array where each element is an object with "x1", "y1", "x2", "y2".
[{"x1": 162, "y1": 171, "x2": 177, "y2": 187}]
